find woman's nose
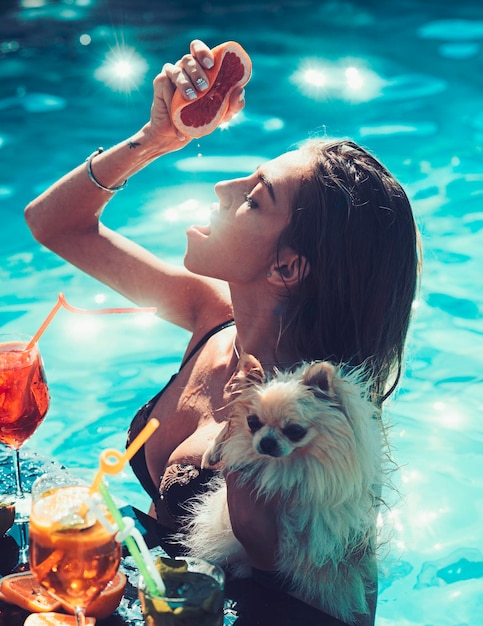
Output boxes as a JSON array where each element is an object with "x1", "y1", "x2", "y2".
[
  {"x1": 214, "y1": 179, "x2": 232, "y2": 206},
  {"x1": 215, "y1": 177, "x2": 245, "y2": 207}
]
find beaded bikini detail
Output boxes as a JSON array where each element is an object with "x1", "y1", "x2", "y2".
[
  {"x1": 158, "y1": 463, "x2": 217, "y2": 523},
  {"x1": 160, "y1": 463, "x2": 200, "y2": 491}
]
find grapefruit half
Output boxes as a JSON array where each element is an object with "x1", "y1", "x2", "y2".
[
  {"x1": 0, "y1": 571, "x2": 60, "y2": 612},
  {"x1": 171, "y1": 41, "x2": 252, "y2": 138}
]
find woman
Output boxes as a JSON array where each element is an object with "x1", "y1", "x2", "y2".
[{"x1": 25, "y1": 40, "x2": 419, "y2": 624}]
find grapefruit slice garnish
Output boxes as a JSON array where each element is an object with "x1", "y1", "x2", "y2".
[
  {"x1": 0, "y1": 571, "x2": 61, "y2": 612},
  {"x1": 23, "y1": 613, "x2": 96, "y2": 626},
  {"x1": 0, "y1": 570, "x2": 125, "y2": 621},
  {"x1": 171, "y1": 40, "x2": 252, "y2": 138}
]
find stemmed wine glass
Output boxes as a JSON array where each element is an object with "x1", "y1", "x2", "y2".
[
  {"x1": 0, "y1": 333, "x2": 49, "y2": 522},
  {"x1": 29, "y1": 472, "x2": 122, "y2": 626}
]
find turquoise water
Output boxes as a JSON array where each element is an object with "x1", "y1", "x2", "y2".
[{"x1": 1, "y1": 1, "x2": 482, "y2": 623}]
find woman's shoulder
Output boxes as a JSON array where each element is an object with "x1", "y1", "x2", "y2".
[
  {"x1": 184, "y1": 315, "x2": 236, "y2": 368},
  {"x1": 146, "y1": 268, "x2": 233, "y2": 333}
]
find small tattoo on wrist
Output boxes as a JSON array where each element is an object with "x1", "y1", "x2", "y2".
[{"x1": 128, "y1": 141, "x2": 141, "y2": 149}]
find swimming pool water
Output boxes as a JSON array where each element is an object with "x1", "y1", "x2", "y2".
[{"x1": 1, "y1": 1, "x2": 482, "y2": 624}]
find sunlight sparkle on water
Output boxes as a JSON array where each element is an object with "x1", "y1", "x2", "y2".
[
  {"x1": 291, "y1": 58, "x2": 385, "y2": 102},
  {"x1": 432, "y1": 401, "x2": 466, "y2": 429},
  {"x1": 304, "y1": 68, "x2": 327, "y2": 87},
  {"x1": 345, "y1": 67, "x2": 364, "y2": 90},
  {"x1": 64, "y1": 315, "x2": 102, "y2": 341},
  {"x1": 218, "y1": 110, "x2": 244, "y2": 131},
  {"x1": 95, "y1": 46, "x2": 148, "y2": 92}
]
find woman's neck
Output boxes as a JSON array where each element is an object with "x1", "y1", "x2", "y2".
[{"x1": 229, "y1": 284, "x2": 297, "y2": 369}]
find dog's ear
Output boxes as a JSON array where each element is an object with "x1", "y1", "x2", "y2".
[
  {"x1": 234, "y1": 352, "x2": 265, "y2": 386},
  {"x1": 302, "y1": 361, "x2": 336, "y2": 397}
]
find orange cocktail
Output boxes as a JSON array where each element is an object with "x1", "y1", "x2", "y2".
[
  {"x1": 29, "y1": 483, "x2": 121, "y2": 622},
  {"x1": 0, "y1": 337, "x2": 49, "y2": 450}
]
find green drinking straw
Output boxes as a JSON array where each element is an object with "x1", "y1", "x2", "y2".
[
  {"x1": 87, "y1": 418, "x2": 164, "y2": 596},
  {"x1": 97, "y1": 481, "x2": 166, "y2": 597}
]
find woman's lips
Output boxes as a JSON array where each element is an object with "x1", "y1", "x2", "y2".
[
  {"x1": 187, "y1": 223, "x2": 211, "y2": 237},
  {"x1": 187, "y1": 206, "x2": 219, "y2": 237}
]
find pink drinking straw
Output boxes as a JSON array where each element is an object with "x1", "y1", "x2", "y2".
[{"x1": 25, "y1": 293, "x2": 157, "y2": 351}]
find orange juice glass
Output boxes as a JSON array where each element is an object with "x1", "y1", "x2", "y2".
[{"x1": 29, "y1": 473, "x2": 121, "y2": 626}]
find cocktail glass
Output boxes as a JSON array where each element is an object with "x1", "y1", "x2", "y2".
[
  {"x1": 0, "y1": 333, "x2": 49, "y2": 521},
  {"x1": 138, "y1": 556, "x2": 225, "y2": 626},
  {"x1": 29, "y1": 472, "x2": 122, "y2": 626}
]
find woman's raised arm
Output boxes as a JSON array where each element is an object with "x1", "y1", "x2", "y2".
[{"x1": 24, "y1": 40, "x2": 244, "y2": 331}]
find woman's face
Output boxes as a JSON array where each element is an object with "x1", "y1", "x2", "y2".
[{"x1": 184, "y1": 150, "x2": 308, "y2": 284}]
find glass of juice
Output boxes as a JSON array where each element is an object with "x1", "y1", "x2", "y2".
[
  {"x1": 138, "y1": 556, "x2": 225, "y2": 626},
  {"x1": 0, "y1": 333, "x2": 50, "y2": 521},
  {"x1": 29, "y1": 472, "x2": 122, "y2": 626}
]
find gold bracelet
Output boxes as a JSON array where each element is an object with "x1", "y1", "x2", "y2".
[{"x1": 85, "y1": 147, "x2": 127, "y2": 193}]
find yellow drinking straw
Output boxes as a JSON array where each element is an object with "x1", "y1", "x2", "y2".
[
  {"x1": 25, "y1": 292, "x2": 157, "y2": 351},
  {"x1": 90, "y1": 417, "x2": 160, "y2": 494},
  {"x1": 90, "y1": 417, "x2": 166, "y2": 597}
]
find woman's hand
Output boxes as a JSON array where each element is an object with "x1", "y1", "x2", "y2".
[
  {"x1": 146, "y1": 39, "x2": 246, "y2": 148},
  {"x1": 225, "y1": 471, "x2": 279, "y2": 572}
]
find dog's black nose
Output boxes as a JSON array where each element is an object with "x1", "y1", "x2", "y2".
[{"x1": 259, "y1": 436, "x2": 281, "y2": 457}]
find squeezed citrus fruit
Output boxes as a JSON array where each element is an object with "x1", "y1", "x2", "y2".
[{"x1": 171, "y1": 41, "x2": 251, "y2": 138}]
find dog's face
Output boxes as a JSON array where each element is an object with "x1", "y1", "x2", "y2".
[
  {"x1": 243, "y1": 386, "x2": 317, "y2": 458},
  {"x1": 229, "y1": 354, "x2": 340, "y2": 459}
]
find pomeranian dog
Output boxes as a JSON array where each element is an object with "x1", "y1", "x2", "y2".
[{"x1": 177, "y1": 353, "x2": 383, "y2": 624}]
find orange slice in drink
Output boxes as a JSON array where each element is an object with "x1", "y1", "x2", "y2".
[
  {"x1": 0, "y1": 571, "x2": 61, "y2": 612},
  {"x1": 59, "y1": 570, "x2": 126, "y2": 619},
  {"x1": 23, "y1": 613, "x2": 96, "y2": 625}
]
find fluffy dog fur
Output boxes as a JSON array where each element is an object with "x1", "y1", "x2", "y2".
[{"x1": 176, "y1": 353, "x2": 383, "y2": 624}]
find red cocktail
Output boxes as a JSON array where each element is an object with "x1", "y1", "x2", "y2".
[{"x1": 0, "y1": 334, "x2": 49, "y2": 522}]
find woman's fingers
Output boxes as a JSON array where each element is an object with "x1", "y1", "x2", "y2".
[
  {"x1": 221, "y1": 86, "x2": 246, "y2": 124},
  {"x1": 175, "y1": 55, "x2": 210, "y2": 100},
  {"x1": 189, "y1": 39, "x2": 215, "y2": 70},
  {"x1": 149, "y1": 40, "x2": 246, "y2": 142},
  {"x1": 163, "y1": 40, "x2": 215, "y2": 102}
]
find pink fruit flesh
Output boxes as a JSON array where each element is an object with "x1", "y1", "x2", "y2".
[{"x1": 180, "y1": 51, "x2": 245, "y2": 128}]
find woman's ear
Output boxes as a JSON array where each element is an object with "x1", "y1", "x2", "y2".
[{"x1": 267, "y1": 249, "x2": 310, "y2": 288}]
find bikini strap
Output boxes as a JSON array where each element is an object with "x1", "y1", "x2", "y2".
[{"x1": 179, "y1": 319, "x2": 235, "y2": 370}]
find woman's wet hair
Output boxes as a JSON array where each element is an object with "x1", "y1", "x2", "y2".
[{"x1": 277, "y1": 138, "x2": 420, "y2": 402}]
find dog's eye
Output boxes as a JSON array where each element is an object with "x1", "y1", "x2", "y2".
[
  {"x1": 247, "y1": 414, "x2": 262, "y2": 433},
  {"x1": 283, "y1": 424, "x2": 307, "y2": 442}
]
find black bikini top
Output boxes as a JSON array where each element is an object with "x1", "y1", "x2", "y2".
[{"x1": 126, "y1": 320, "x2": 235, "y2": 520}]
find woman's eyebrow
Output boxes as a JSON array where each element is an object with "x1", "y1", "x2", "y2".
[{"x1": 258, "y1": 172, "x2": 275, "y2": 202}]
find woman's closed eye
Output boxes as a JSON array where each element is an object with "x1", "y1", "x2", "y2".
[{"x1": 244, "y1": 192, "x2": 258, "y2": 209}]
